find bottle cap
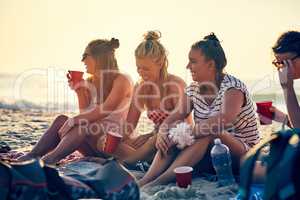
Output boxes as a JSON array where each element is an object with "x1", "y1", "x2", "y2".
[{"x1": 214, "y1": 138, "x2": 221, "y2": 145}]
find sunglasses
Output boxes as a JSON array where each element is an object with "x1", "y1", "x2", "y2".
[
  {"x1": 272, "y1": 54, "x2": 300, "y2": 69},
  {"x1": 81, "y1": 53, "x2": 91, "y2": 61}
]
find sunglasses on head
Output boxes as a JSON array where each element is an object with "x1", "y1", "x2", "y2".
[{"x1": 272, "y1": 54, "x2": 300, "y2": 69}]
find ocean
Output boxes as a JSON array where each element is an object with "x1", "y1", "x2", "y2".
[{"x1": 0, "y1": 72, "x2": 295, "y2": 112}]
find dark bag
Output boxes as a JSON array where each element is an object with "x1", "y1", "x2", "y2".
[
  {"x1": 61, "y1": 158, "x2": 140, "y2": 200},
  {"x1": 0, "y1": 158, "x2": 139, "y2": 200},
  {"x1": 239, "y1": 128, "x2": 300, "y2": 200}
]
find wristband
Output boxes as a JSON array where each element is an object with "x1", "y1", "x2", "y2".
[{"x1": 271, "y1": 110, "x2": 275, "y2": 120}]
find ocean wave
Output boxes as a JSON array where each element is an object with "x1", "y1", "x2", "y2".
[
  {"x1": 0, "y1": 99, "x2": 43, "y2": 110},
  {"x1": 0, "y1": 98, "x2": 76, "y2": 111}
]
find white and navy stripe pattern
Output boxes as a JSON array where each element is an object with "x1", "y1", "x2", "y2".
[{"x1": 185, "y1": 74, "x2": 260, "y2": 149}]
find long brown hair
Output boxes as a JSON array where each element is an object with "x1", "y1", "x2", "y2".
[{"x1": 86, "y1": 38, "x2": 120, "y2": 103}]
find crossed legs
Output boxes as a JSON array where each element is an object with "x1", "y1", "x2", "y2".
[{"x1": 18, "y1": 115, "x2": 105, "y2": 164}]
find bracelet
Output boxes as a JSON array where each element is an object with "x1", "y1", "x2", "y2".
[{"x1": 271, "y1": 110, "x2": 275, "y2": 120}]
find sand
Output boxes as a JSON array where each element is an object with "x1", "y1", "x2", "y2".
[{"x1": 0, "y1": 108, "x2": 280, "y2": 199}]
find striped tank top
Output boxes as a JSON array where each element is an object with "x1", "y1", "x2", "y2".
[{"x1": 185, "y1": 74, "x2": 260, "y2": 149}]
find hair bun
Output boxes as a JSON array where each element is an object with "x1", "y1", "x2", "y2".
[
  {"x1": 144, "y1": 31, "x2": 161, "y2": 41},
  {"x1": 110, "y1": 38, "x2": 120, "y2": 49},
  {"x1": 204, "y1": 32, "x2": 220, "y2": 42}
]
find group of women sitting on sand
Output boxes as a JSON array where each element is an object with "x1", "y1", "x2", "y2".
[{"x1": 18, "y1": 30, "x2": 300, "y2": 187}]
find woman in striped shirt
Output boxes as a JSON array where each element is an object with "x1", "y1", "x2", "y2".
[{"x1": 138, "y1": 33, "x2": 260, "y2": 187}]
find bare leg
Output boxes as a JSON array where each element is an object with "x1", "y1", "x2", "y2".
[
  {"x1": 114, "y1": 143, "x2": 136, "y2": 159},
  {"x1": 144, "y1": 133, "x2": 247, "y2": 187},
  {"x1": 121, "y1": 135, "x2": 157, "y2": 164},
  {"x1": 77, "y1": 141, "x2": 99, "y2": 157},
  {"x1": 138, "y1": 147, "x2": 177, "y2": 187},
  {"x1": 17, "y1": 115, "x2": 68, "y2": 161},
  {"x1": 79, "y1": 134, "x2": 110, "y2": 159},
  {"x1": 42, "y1": 125, "x2": 88, "y2": 164},
  {"x1": 142, "y1": 136, "x2": 213, "y2": 187}
]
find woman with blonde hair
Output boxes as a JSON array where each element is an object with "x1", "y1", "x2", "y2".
[
  {"x1": 18, "y1": 38, "x2": 133, "y2": 164},
  {"x1": 138, "y1": 33, "x2": 260, "y2": 187},
  {"x1": 117, "y1": 31, "x2": 192, "y2": 167}
]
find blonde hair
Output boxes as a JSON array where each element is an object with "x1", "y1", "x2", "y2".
[
  {"x1": 135, "y1": 31, "x2": 168, "y2": 81},
  {"x1": 86, "y1": 38, "x2": 120, "y2": 103}
]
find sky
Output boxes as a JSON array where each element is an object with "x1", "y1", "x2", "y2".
[{"x1": 0, "y1": 0, "x2": 299, "y2": 91}]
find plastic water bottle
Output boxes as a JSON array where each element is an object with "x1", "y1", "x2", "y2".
[{"x1": 211, "y1": 138, "x2": 236, "y2": 186}]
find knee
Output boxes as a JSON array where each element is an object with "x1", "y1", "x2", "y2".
[
  {"x1": 194, "y1": 135, "x2": 214, "y2": 144},
  {"x1": 87, "y1": 122, "x2": 104, "y2": 136},
  {"x1": 55, "y1": 115, "x2": 68, "y2": 124},
  {"x1": 55, "y1": 115, "x2": 68, "y2": 138}
]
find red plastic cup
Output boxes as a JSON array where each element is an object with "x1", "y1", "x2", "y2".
[
  {"x1": 67, "y1": 70, "x2": 84, "y2": 84},
  {"x1": 174, "y1": 166, "x2": 193, "y2": 188},
  {"x1": 256, "y1": 101, "x2": 273, "y2": 125},
  {"x1": 103, "y1": 132, "x2": 123, "y2": 154}
]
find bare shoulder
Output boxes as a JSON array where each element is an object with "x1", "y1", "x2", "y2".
[
  {"x1": 166, "y1": 74, "x2": 187, "y2": 91},
  {"x1": 113, "y1": 72, "x2": 133, "y2": 88},
  {"x1": 133, "y1": 80, "x2": 149, "y2": 95}
]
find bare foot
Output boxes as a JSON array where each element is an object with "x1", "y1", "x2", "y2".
[
  {"x1": 17, "y1": 153, "x2": 37, "y2": 162},
  {"x1": 141, "y1": 180, "x2": 159, "y2": 189},
  {"x1": 137, "y1": 178, "x2": 153, "y2": 188},
  {"x1": 41, "y1": 155, "x2": 58, "y2": 165}
]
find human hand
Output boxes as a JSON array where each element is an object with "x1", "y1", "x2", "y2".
[
  {"x1": 257, "y1": 105, "x2": 287, "y2": 125},
  {"x1": 269, "y1": 106, "x2": 286, "y2": 123},
  {"x1": 257, "y1": 112, "x2": 273, "y2": 125},
  {"x1": 131, "y1": 133, "x2": 154, "y2": 148},
  {"x1": 278, "y1": 60, "x2": 294, "y2": 89},
  {"x1": 58, "y1": 117, "x2": 75, "y2": 137},
  {"x1": 68, "y1": 80, "x2": 76, "y2": 91},
  {"x1": 67, "y1": 73, "x2": 84, "y2": 91},
  {"x1": 168, "y1": 122, "x2": 195, "y2": 149},
  {"x1": 155, "y1": 130, "x2": 174, "y2": 156}
]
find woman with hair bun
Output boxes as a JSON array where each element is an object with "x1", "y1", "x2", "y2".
[
  {"x1": 18, "y1": 38, "x2": 133, "y2": 164},
  {"x1": 117, "y1": 31, "x2": 192, "y2": 167},
  {"x1": 138, "y1": 33, "x2": 260, "y2": 187}
]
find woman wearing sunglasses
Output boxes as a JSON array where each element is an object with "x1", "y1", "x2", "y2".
[
  {"x1": 18, "y1": 38, "x2": 133, "y2": 164},
  {"x1": 260, "y1": 31, "x2": 300, "y2": 128}
]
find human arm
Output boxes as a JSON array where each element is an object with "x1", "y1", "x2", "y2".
[
  {"x1": 192, "y1": 88, "x2": 244, "y2": 138},
  {"x1": 59, "y1": 74, "x2": 132, "y2": 136},
  {"x1": 75, "y1": 84, "x2": 92, "y2": 113},
  {"x1": 68, "y1": 77, "x2": 91, "y2": 113},
  {"x1": 279, "y1": 60, "x2": 300, "y2": 128},
  {"x1": 72, "y1": 75, "x2": 132, "y2": 123},
  {"x1": 156, "y1": 85, "x2": 193, "y2": 156},
  {"x1": 282, "y1": 88, "x2": 300, "y2": 128},
  {"x1": 167, "y1": 76, "x2": 193, "y2": 125},
  {"x1": 121, "y1": 83, "x2": 145, "y2": 141}
]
